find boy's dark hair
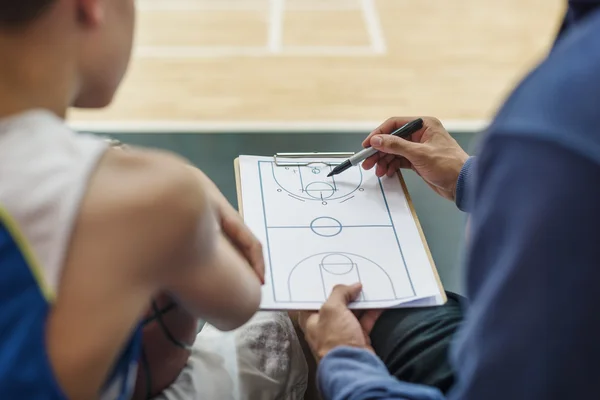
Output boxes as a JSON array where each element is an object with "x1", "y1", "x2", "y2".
[{"x1": 0, "y1": 0, "x2": 56, "y2": 28}]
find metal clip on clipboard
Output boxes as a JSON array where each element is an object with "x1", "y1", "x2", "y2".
[{"x1": 273, "y1": 152, "x2": 355, "y2": 167}]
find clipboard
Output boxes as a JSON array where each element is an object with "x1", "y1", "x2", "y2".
[{"x1": 234, "y1": 152, "x2": 447, "y2": 305}]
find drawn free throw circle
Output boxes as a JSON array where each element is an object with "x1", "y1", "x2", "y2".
[
  {"x1": 305, "y1": 181, "x2": 335, "y2": 200},
  {"x1": 310, "y1": 217, "x2": 342, "y2": 237},
  {"x1": 320, "y1": 254, "x2": 355, "y2": 275}
]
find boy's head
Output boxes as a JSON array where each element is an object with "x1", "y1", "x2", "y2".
[
  {"x1": 0, "y1": 0, "x2": 136, "y2": 110},
  {"x1": 0, "y1": 0, "x2": 56, "y2": 27}
]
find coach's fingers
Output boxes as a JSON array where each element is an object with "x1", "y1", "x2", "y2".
[
  {"x1": 370, "y1": 134, "x2": 422, "y2": 159},
  {"x1": 362, "y1": 117, "x2": 417, "y2": 148},
  {"x1": 362, "y1": 155, "x2": 377, "y2": 170},
  {"x1": 376, "y1": 160, "x2": 389, "y2": 178},
  {"x1": 392, "y1": 156, "x2": 414, "y2": 174},
  {"x1": 297, "y1": 311, "x2": 318, "y2": 333},
  {"x1": 381, "y1": 153, "x2": 396, "y2": 166},
  {"x1": 322, "y1": 283, "x2": 363, "y2": 314},
  {"x1": 386, "y1": 157, "x2": 407, "y2": 177},
  {"x1": 376, "y1": 154, "x2": 396, "y2": 174},
  {"x1": 362, "y1": 152, "x2": 382, "y2": 170},
  {"x1": 359, "y1": 310, "x2": 384, "y2": 335}
]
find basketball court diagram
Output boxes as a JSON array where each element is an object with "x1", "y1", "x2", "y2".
[
  {"x1": 136, "y1": 0, "x2": 386, "y2": 58},
  {"x1": 288, "y1": 252, "x2": 398, "y2": 302},
  {"x1": 256, "y1": 160, "x2": 416, "y2": 304}
]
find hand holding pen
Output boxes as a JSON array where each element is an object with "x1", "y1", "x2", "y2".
[
  {"x1": 327, "y1": 118, "x2": 424, "y2": 177},
  {"x1": 361, "y1": 116, "x2": 469, "y2": 202}
]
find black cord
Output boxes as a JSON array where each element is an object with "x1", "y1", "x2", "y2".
[
  {"x1": 151, "y1": 301, "x2": 193, "y2": 351},
  {"x1": 142, "y1": 302, "x2": 177, "y2": 326}
]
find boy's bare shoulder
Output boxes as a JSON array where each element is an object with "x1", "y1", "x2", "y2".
[
  {"x1": 89, "y1": 146, "x2": 206, "y2": 214},
  {"x1": 95, "y1": 146, "x2": 200, "y2": 204},
  {"x1": 76, "y1": 146, "x2": 211, "y2": 274}
]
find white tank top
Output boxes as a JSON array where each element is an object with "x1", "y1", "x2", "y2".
[
  {"x1": 0, "y1": 109, "x2": 108, "y2": 293},
  {"x1": 0, "y1": 109, "x2": 140, "y2": 400}
]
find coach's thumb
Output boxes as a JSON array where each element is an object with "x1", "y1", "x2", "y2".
[{"x1": 370, "y1": 135, "x2": 419, "y2": 157}]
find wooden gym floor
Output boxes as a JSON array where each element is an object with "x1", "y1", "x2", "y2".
[{"x1": 69, "y1": 0, "x2": 565, "y2": 132}]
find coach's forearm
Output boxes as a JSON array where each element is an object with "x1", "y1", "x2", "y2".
[{"x1": 319, "y1": 347, "x2": 445, "y2": 400}]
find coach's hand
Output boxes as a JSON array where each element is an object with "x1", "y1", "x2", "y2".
[
  {"x1": 362, "y1": 117, "x2": 469, "y2": 202},
  {"x1": 189, "y1": 167, "x2": 265, "y2": 284},
  {"x1": 299, "y1": 284, "x2": 382, "y2": 362}
]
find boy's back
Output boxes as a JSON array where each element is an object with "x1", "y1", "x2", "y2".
[
  {"x1": 0, "y1": 109, "x2": 142, "y2": 398},
  {"x1": 0, "y1": 1, "x2": 265, "y2": 398}
]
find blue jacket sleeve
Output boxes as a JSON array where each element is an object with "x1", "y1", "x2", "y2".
[
  {"x1": 454, "y1": 156, "x2": 476, "y2": 212},
  {"x1": 318, "y1": 347, "x2": 444, "y2": 400},
  {"x1": 449, "y1": 135, "x2": 600, "y2": 399},
  {"x1": 319, "y1": 135, "x2": 600, "y2": 400}
]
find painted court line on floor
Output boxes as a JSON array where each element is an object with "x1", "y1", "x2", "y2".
[
  {"x1": 137, "y1": 0, "x2": 382, "y2": 58},
  {"x1": 134, "y1": 45, "x2": 381, "y2": 58},
  {"x1": 69, "y1": 120, "x2": 488, "y2": 134},
  {"x1": 268, "y1": 0, "x2": 285, "y2": 53},
  {"x1": 360, "y1": 0, "x2": 387, "y2": 54}
]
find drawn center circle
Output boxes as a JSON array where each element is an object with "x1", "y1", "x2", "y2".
[
  {"x1": 320, "y1": 254, "x2": 354, "y2": 275},
  {"x1": 305, "y1": 181, "x2": 335, "y2": 200},
  {"x1": 310, "y1": 217, "x2": 342, "y2": 237}
]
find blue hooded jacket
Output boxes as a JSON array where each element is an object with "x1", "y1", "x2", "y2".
[{"x1": 319, "y1": 2, "x2": 600, "y2": 399}]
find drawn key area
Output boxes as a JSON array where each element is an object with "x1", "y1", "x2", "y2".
[
  {"x1": 259, "y1": 161, "x2": 392, "y2": 227},
  {"x1": 271, "y1": 162, "x2": 362, "y2": 202}
]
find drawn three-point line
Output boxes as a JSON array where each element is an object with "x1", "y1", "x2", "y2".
[{"x1": 288, "y1": 194, "x2": 305, "y2": 202}]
